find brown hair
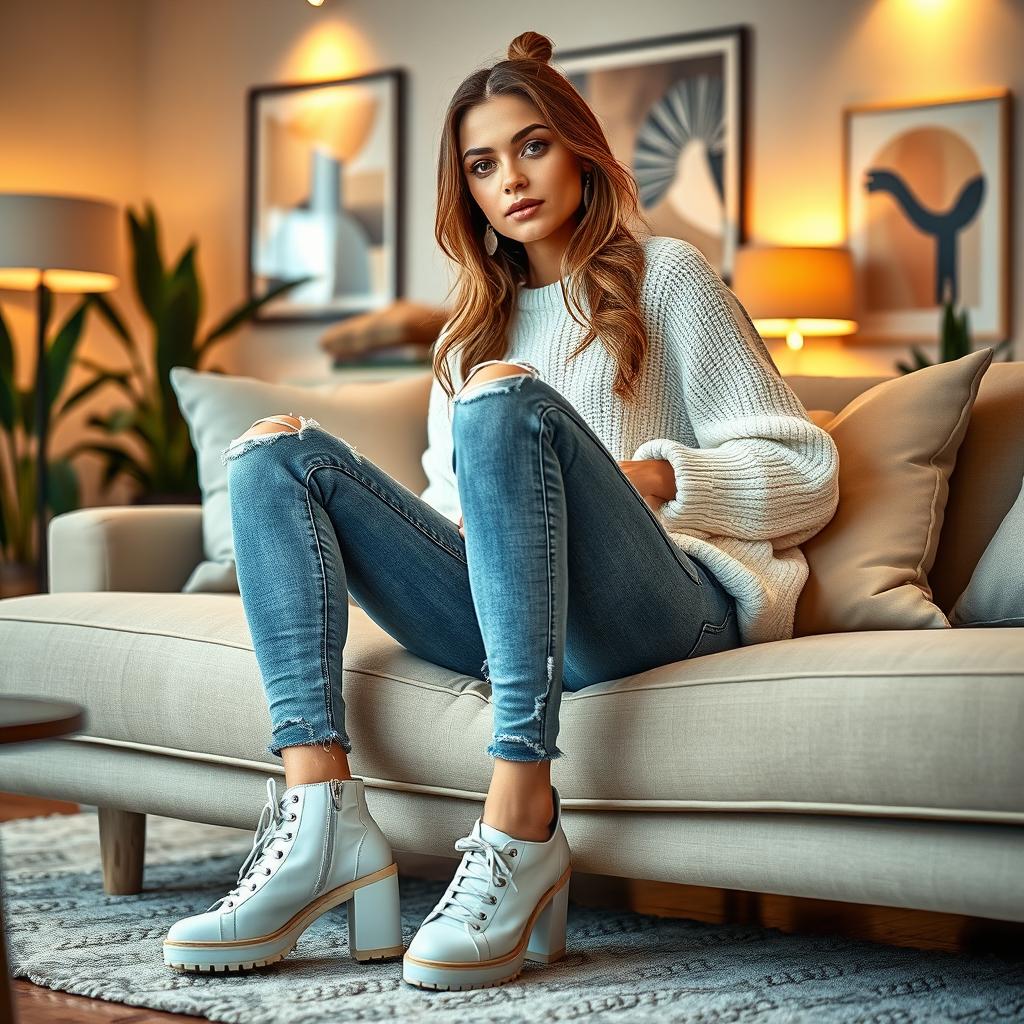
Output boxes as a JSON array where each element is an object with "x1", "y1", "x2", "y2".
[{"x1": 432, "y1": 30, "x2": 654, "y2": 405}]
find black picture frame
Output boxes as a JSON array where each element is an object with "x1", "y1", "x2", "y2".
[
  {"x1": 553, "y1": 26, "x2": 750, "y2": 284},
  {"x1": 246, "y1": 68, "x2": 406, "y2": 324}
]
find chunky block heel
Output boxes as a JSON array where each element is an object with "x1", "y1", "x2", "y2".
[
  {"x1": 347, "y1": 863, "x2": 405, "y2": 961},
  {"x1": 524, "y1": 874, "x2": 570, "y2": 964}
]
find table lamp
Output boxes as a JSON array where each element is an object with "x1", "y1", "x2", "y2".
[
  {"x1": 732, "y1": 245, "x2": 857, "y2": 352},
  {"x1": 0, "y1": 193, "x2": 122, "y2": 593}
]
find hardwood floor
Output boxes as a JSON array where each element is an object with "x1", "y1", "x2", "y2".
[{"x1": 3, "y1": 793, "x2": 1022, "y2": 1022}]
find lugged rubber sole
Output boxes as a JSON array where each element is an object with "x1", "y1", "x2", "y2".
[
  {"x1": 402, "y1": 864, "x2": 571, "y2": 991},
  {"x1": 163, "y1": 861, "x2": 404, "y2": 972}
]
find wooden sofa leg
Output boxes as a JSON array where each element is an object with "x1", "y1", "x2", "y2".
[{"x1": 98, "y1": 807, "x2": 146, "y2": 895}]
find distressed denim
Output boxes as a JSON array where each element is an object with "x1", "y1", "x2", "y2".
[{"x1": 221, "y1": 369, "x2": 739, "y2": 764}]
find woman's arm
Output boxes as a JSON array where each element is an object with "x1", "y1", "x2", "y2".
[{"x1": 632, "y1": 239, "x2": 840, "y2": 546}]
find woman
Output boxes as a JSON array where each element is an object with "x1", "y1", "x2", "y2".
[{"x1": 163, "y1": 31, "x2": 839, "y2": 990}]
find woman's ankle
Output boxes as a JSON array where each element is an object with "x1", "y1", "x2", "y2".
[{"x1": 281, "y1": 740, "x2": 353, "y2": 787}]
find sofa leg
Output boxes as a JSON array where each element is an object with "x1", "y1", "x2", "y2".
[{"x1": 98, "y1": 807, "x2": 146, "y2": 895}]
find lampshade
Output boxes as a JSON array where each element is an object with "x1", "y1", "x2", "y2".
[
  {"x1": 732, "y1": 245, "x2": 857, "y2": 339},
  {"x1": 0, "y1": 192, "x2": 121, "y2": 292}
]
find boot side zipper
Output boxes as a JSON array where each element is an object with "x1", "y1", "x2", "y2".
[{"x1": 312, "y1": 780, "x2": 340, "y2": 897}]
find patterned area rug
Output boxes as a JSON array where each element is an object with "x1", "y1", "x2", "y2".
[{"x1": 1, "y1": 809, "x2": 1021, "y2": 1023}]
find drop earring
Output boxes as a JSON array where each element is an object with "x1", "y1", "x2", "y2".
[
  {"x1": 484, "y1": 224, "x2": 498, "y2": 256},
  {"x1": 583, "y1": 171, "x2": 593, "y2": 210}
]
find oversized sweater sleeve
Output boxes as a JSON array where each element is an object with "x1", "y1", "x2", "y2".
[{"x1": 631, "y1": 240, "x2": 840, "y2": 545}]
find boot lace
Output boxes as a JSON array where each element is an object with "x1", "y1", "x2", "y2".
[
  {"x1": 207, "y1": 777, "x2": 296, "y2": 913},
  {"x1": 434, "y1": 833, "x2": 518, "y2": 928}
]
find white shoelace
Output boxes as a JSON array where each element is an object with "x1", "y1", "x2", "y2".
[
  {"x1": 207, "y1": 777, "x2": 295, "y2": 913},
  {"x1": 434, "y1": 833, "x2": 519, "y2": 927}
]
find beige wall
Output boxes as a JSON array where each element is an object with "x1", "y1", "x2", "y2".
[{"x1": 2, "y1": 0, "x2": 1022, "y2": 507}]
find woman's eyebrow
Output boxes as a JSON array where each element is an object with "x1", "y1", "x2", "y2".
[{"x1": 462, "y1": 123, "x2": 550, "y2": 161}]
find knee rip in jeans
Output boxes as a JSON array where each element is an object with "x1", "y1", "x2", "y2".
[
  {"x1": 219, "y1": 413, "x2": 362, "y2": 467},
  {"x1": 452, "y1": 362, "x2": 541, "y2": 406}
]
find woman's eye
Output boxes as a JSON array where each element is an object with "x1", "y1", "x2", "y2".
[{"x1": 471, "y1": 140, "x2": 548, "y2": 177}]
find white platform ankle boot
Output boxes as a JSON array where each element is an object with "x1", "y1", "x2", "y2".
[
  {"x1": 163, "y1": 776, "x2": 405, "y2": 972},
  {"x1": 403, "y1": 785, "x2": 572, "y2": 991}
]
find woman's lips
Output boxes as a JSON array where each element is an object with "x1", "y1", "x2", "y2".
[{"x1": 508, "y1": 201, "x2": 544, "y2": 221}]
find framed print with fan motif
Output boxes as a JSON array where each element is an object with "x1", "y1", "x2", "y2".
[
  {"x1": 843, "y1": 89, "x2": 1012, "y2": 345},
  {"x1": 553, "y1": 27, "x2": 749, "y2": 283}
]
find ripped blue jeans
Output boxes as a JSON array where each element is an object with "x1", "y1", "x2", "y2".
[{"x1": 220, "y1": 366, "x2": 739, "y2": 763}]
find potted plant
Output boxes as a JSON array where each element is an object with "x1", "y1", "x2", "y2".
[
  {"x1": 62, "y1": 202, "x2": 311, "y2": 502},
  {"x1": 896, "y1": 286, "x2": 1013, "y2": 374},
  {"x1": 0, "y1": 294, "x2": 94, "y2": 595}
]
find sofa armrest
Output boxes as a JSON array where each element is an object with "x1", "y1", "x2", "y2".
[{"x1": 48, "y1": 505, "x2": 204, "y2": 593}]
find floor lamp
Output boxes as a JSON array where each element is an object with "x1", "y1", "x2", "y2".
[{"x1": 0, "y1": 193, "x2": 121, "y2": 593}]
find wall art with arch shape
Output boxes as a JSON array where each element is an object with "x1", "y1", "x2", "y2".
[{"x1": 843, "y1": 89, "x2": 1011, "y2": 346}]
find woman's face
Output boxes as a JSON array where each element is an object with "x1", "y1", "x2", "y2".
[{"x1": 459, "y1": 94, "x2": 590, "y2": 247}]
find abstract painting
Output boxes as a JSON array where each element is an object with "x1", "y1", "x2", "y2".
[
  {"x1": 843, "y1": 89, "x2": 1011, "y2": 344},
  {"x1": 247, "y1": 69, "x2": 405, "y2": 323},
  {"x1": 554, "y1": 28, "x2": 748, "y2": 282}
]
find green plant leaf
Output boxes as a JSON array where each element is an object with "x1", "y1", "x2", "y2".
[
  {"x1": 0, "y1": 305, "x2": 16, "y2": 432},
  {"x1": 163, "y1": 244, "x2": 202, "y2": 373},
  {"x1": 86, "y1": 408, "x2": 137, "y2": 433},
  {"x1": 156, "y1": 267, "x2": 201, "y2": 437},
  {"x1": 61, "y1": 440, "x2": 152, "y2": 491},
  {"x1": 55, "y1": 369, "x2": 133, "y2": 418},
  {"x1": 910, "y1": 346, "x2": 932, "y2": 370},
  {"x1": 46, "y1": 296, "x2": 93, "y2": 410},
  {"x1": 17, "y1": 386, "x2": 34, "y2": 436},
  {"x1": 199, "y1": 274, "x2": 315, "y2": 350},
  {"x1": 45, "y1": 457, "x2": 80, "y2": 516},
  {"x1": 90, "y1": 292, "x2": 146, "y2": 385},
  {"x1": 129, "y1": 204, "x2": 165, "y2": 323}
]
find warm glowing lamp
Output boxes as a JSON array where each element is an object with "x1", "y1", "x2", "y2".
[
  {"x1": 732, "y1": 246, "x2": 857, "y2": 352},
  {"x1": 0, "y1": 193, "x2": 122, "y2": 592}
]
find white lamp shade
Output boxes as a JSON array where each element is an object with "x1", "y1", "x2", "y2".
[{"x1": 0, "y1": 192, "x2": 121, "y2": 292}]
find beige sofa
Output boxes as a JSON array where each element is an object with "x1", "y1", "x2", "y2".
[{"x1": 1, "y1": 368, "x2": 1022, "y2": 922}]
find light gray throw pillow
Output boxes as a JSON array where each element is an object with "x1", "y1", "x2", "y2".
[
  {"x1": 170, "y1": 366, "x2": 431, "y2": 593},
  {"x1": 949, "y1": 472, "x2": 1024, "y2": 627}
]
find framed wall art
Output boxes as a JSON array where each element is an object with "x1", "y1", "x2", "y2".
[
  {"x1": 554, "y1": 27, "x2": 749, "y2": 283},
  {"x1": 843, "y1": 88, "x2": 1012, "y2": 345},
  {"x1": 246, "y1": 68, "x2": 406, "y2": 323}
]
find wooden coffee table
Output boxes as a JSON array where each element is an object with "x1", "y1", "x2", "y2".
[{"x1": 0, "y1": 696, "x2": 85, "y2": 1023}]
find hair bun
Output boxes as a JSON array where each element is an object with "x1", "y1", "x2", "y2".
[{"x1": 507, "y1": 31, "x2": 554, "y2": 65}]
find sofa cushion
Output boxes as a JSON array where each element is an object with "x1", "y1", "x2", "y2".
[
  {"x1": 170, "y1": 366, "x2": 430, "y2": 594},
  {"x1": 1, "y1": 591, "x2": 1021, "y2": 824},
  {"x1": 949, "y1": 471, "x2": 1024, "y2": 627},
  {"x1": 794, "y1": 348, "x2": 993, "y2": 635}
]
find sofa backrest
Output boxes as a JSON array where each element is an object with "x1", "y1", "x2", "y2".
[{"x1": 383, "y1": 361, "x2": 1023, "y2": 612}]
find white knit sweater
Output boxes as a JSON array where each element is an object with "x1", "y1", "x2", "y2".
[{"x1": 419, "y1": 235, "x2": 840, "y2": 646}]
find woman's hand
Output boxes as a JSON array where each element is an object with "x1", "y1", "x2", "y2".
[
  {"x1": 617, "y1": 458, "x2": 675, "y2": 513},
  {"x1": 457, "y1": 514, "x2": 464, "y2": 538}
]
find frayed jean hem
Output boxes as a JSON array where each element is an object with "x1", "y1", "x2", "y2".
[
  {"x1": 487, "y1": 736, "x2": 565, "y2": 763},
  {"x1": 267, "y1": 718, "x2": 352, "y2": 760}
]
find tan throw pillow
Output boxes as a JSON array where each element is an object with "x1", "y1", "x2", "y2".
[{"x1": 794, "y1": 347, "x2": 994, "y2": 635}]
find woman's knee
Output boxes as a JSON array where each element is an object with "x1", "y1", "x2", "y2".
[
  {"x1": 455, "y1": 361, "x2": 540, "y2": 401},
  {"x1": 238, "y1": 414, "x2": 302, "y2": 440}
]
